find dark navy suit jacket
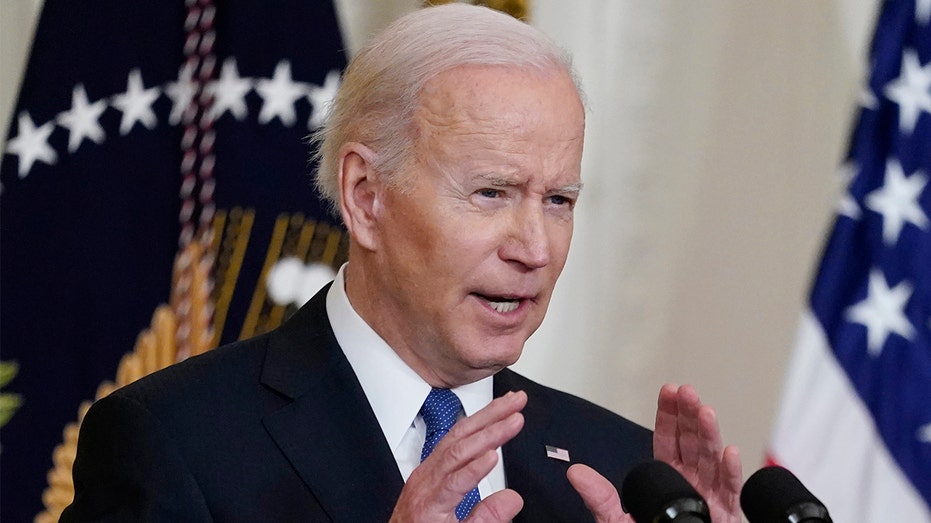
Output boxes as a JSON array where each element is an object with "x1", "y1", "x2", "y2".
[{"x1": 62, "y1": 285, "x2": 652, "y2": 522}]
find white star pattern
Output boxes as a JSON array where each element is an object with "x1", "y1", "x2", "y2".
[
  {"x1": 5, "y1": 112, "x2": 58, "y2": 178},
  {"x1": 165, "y1": 63, "x2": 197, "y2": 125},
  {"x1": 111, "y1": 68, "x2": 160, "y2": 135},
  {"x1": 57, "y1": 84, "x2": 107, "y2": 153},
  {"x1": 846, "y1": 269, "x2": 915, "y2": 356},
  {"x1": 306, "y1": 70, "x2": 340, "y2": 129},
  {"x1": 859, "y1": 87, "x2": 879, "y2": 110},
  {"x1": 920, "y1": 423, "x2": 931, "y2": 443},
  {"x1": 3, "y1": 61, "x2": 342, "y2": 187},
  {"x1": 883, "y1": 49, "x2": 931, "y2": 134},
  {"x1": 865, "y1": 159, "x2": 929, "y2": 245},
  {"x1": 919, "y1": 0, "x2": 931, "y2": 25},
  {"x1": 209, "y1": 58, "x2": 252, "y2": 121},
  {"x1": 837, "y1": 162, "x2": 861, "y2": 220},
  {"x1": 255, "y1": 61, "x2": 305, "y2": 126}
]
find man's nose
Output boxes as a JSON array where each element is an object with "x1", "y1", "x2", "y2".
[{"x1": 499, "y1": 202, "x2": 550, "y2": 269}]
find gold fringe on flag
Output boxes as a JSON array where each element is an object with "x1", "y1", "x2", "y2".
[
  {"x1": 34, "y1": 241, "x2": 214, "y2": 523},
  {"x1": 35, "y1": 214, "x2": 349, "y2": 522}
]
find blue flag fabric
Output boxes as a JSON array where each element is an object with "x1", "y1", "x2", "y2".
[
  {"x1": 0, "y1": 1, "x2": 346, "y2": 520},
  {"x1": 806, "y1": 0, "x2": 930, "y2": 510}
]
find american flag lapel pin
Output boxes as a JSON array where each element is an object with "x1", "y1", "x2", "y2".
[{"x1": 545, "y1": 445, "x2": 570, "y2": 462}]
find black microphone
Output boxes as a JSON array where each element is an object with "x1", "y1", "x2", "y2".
[
  {"x1": 740, "y1": 466, "x2": 832, "y2": 523},
  {"x1": 620, "y1": 460, "x2": 711, "y2": 523}
]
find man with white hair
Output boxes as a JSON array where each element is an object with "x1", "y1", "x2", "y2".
[{"x1": 63, "y1": 4, "x2": 742, "y2": 522}]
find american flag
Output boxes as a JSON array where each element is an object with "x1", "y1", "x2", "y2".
[
  {"x1": 768, "y1": 0, "x2": 931, "y2": 520},
  {"x1": 0, "y1": 1, "x2": 346, "y2": 520},
  {"x1": 546, "y1": 444, "x2": 571, "y2": 462}
]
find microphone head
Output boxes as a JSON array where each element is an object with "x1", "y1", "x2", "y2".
[
  {"x1": 621, "y1": 460, "x2": 710, "y2": 522},
  {"x1": 740, "y1": 466, "x2": 832, "y2": 523}
]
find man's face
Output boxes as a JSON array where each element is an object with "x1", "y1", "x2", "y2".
[{"x1": 361, "y1": 65, "x2": 584, "y2": 387}]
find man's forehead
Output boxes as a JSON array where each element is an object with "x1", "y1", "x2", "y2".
[
  {"x1": 415, "y1": 65, "x2": 583, "y2": 130},
  {"x1": 419, "y1": 63, "x2": 578, "y2": 105}
]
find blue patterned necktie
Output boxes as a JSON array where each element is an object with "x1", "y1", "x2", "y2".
[{"x1": 420, "y1": 388, "x2": 482, "y2": 521}]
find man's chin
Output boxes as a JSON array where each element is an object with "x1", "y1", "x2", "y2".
[{"x1": 470, "y1": 345, "x2": 524, "y2": 373}]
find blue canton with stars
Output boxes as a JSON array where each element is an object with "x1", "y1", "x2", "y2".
[
  {"x1": 0, "y1": 2, "x2": 346, "y2": 520},
  {"x1": 809, "y1": 0, "x2": 931, "y2": 507}
]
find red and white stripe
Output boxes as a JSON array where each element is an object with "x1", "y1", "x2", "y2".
[{"x1": 768, "y1": 311, "x2": 931, "y2": 522}]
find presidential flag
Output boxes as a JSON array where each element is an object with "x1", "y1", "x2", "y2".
[
  {"x1": 0, "y1": 1, "x2": 347, "y2": 520},
  {"x1": 768, "y1": 0, "x2": 931, "y2": 520}
]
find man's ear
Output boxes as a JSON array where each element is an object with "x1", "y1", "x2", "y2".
[{"x1": 338, "y1": 142, "x2": 382, "y2": 251}]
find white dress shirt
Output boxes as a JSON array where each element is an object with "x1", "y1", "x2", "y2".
[{"x1": 325, "y1": 263, "x2": 507, "y2": 499}]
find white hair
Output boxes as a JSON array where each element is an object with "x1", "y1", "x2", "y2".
[{"x1": 311, "y1": 3, "x2": 581, "y2": 215}]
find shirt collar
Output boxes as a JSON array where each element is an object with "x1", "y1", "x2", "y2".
[{"x1": 326, "y1": 263, "x2": 493, "y2": 452}]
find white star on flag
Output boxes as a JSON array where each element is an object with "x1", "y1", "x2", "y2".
[
  {"x1": 837, "y1": 162, "x2": 861, "y2": 220},
  {"x1": 859, "y1": 86, "x2": 879, "y2": 110},
  {"x1": 165, "y1": 62, "x2": 197, "y2": 125},
  {"x1": 256, "y1": 60, "x2": 305, "y2": 126},
  {"x1": 57, "y1": 84, "x2": 107, "y2": 153},
  {"x1": 920, "y1": 423, "x2": 931, "y2": 444},
  {"x1": 865, "y1": 159, "x2": 929, "y2": 245},
  {"x1": 883, "y1": 49, "x2": 931, "y2": 134},
  {"x1": 209, "y1": 58, "x2": 253, "y2": 121},
  {"x1": 5, "y1": 112, "x2": 58, "y2": 178},
  {"x1": 306, "y1": 70, "x2": 340, "y2": 129},
  {"x1": 112, "y1": 68, "x2": 160, "y2": 135},
  {"x1": 845, "y1": 269, "x2": 915, "y2": 356}
]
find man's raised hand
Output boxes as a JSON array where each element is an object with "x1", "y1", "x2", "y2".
[
  {"x1": 568, "y1": 384, "x2": 743, "y2": 523},
  {"x1": 653, "y1": 384, "x2": 742, "y2": 523},
  {"x1": 389, "y1": 391, "x2": 527, "y2": 523}
]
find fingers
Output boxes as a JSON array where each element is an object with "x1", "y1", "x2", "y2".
[
  {"x1": 714, "y1": 445, "x2": 743, "y2": 515},
  {"x1": 447, "y1": 390, "x2": 528, "y2": 444},
  {"x1": 654, "y1": 385, "x2": 725, "y2": 483},
  {"x1": 391, "y1": 391, "x2": 527, "y2": 523},
  {"x1": 652, "y1": 383, "x2": 680, "y2": 463},
  {"x1": 428, "y1": 391, "x2": 526, "y2": 491},
  {"x1": 694, "y1": 403, "x2": 725, "y2": 490},
  {"x1": 428, "y1": 391, "x2": 526, "y2": 505},
  {"x1": 701, "y1": 445, "x2": 743, "y2": 523},
  {"x1": 652, "y1": 384, "x2": 744, "y2": 523},
  {"x1": 566, "y1": 464, "x2": 630, "y2": 523},
  {"x1": 675, "y1": 385, "x2": 726, "y2": 493},
  {"x1": 673, "y1": 385, "x2": 704, "y2": 474}
]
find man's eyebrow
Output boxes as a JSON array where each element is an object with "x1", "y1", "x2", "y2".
[
  {"x1": 475, "y1": 174, "x2": 520, "y2": 186},
  {"x1": 474, "y1": 175, "x2": 584, "y2": 194},
  {"x1": 554, "y1": 182, "x2": 584, "y2": 194}
]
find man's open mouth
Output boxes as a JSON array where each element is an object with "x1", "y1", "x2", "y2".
[{"x1": 476, "y1": 294, "x2": 521, "y2": 313}]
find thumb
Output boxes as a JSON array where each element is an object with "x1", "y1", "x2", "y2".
[
  {"x1": 463, "y1": 489, "x2": 523, "y2": 523},
  {"x1": 567, "y1": 464, "x2": 629, "y2": 523}
]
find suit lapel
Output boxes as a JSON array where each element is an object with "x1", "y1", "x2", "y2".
[
  {"x1": 260, "y1": 287, "x2": 404, "y2": 522},
  {"x1": 497, "y1": 370, "x2": 556, "y2": 514},
  {"x1": 495, "y1": 369, "x2": 593, "y2": 523}
]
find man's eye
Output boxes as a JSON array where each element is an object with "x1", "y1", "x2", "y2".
[
  {"x1": 477, "y1": 188, "x2": 502, "y2": 198},
  {"x1": 548, "y1": 195, "x2": 573, "y2": 206}
]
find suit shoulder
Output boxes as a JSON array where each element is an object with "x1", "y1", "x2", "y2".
[{"x1": 108, "y1": 333, "x2": 272, "y2": 410}]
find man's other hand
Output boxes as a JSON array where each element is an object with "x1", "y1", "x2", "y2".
[{"x1": 567, "y1": 384, "x2": 743, "y2": 523}]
